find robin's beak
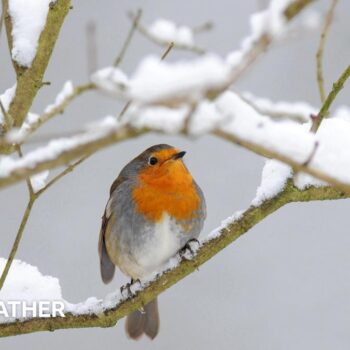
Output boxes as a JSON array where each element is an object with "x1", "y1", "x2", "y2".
[{"x1": 172, "y1": 151, "x2": 186, "y2": 160}]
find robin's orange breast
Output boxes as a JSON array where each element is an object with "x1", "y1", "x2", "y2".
[{"x1": 132, "y1": 160, "x2": 201, "y2": 222}]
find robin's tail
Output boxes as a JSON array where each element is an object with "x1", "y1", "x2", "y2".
[{"x1": 125, "y1": 298, "x2": 160, "y2": 340}]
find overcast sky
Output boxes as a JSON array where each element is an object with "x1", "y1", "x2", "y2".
[{"x1": 1, "y1": 0, "x2": 350, "y2": 349}]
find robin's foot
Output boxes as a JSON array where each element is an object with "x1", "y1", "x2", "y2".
[
  {"x1": 120, "y1": 278, "x2": 142, "y2": 299},
  {"x1": 131, "y1": 278, "x2": 142, "y2": 291},
  {"x1": 178, "y1": 238, "x2": 200, "y2": 260},
  {"x1": 120, "y1": 282, "x2": 133, "y2": 299}
]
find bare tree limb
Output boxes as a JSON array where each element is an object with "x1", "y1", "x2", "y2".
[
  {"x1": 1, "y1": 119, "x2": 350, "y2": 197},
  {"x1": 0, "y1": 181, "x2": 346, "y2": 337}
]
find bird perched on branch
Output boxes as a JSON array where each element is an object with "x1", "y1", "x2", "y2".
[{"x1": 98, "y1": 144, "x2": 206, "y2": 340}]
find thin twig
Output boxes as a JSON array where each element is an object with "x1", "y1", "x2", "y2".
[
  {"x1": 118, "y1": 100, "x2": 132, "y2": 120},
  {"x1": 0, "y1": 198, "x2": 35, "y2": 290},
  {"x1": 128, "y1": 11, "x2": 206, "y2": 55},
  {"x1": 238, "y1": 93, "x2": 310, "y2": 123},
  {"x1": 183, "y1": 103, "x2": 198, "y2": 134},
  {"x1": 86, "y1": 20, "x2": 98, "y2": 75},
  {"x1": 311, "y1": 64, "x2": 350, "y2": 133},
  {"x1": 114, "y1": 9, "x2": 142, "y2": 67},
  {"x1": 118, "y1": 41, "x2": 175, "y2": 121},
  {"x1": 0, "y1": 3, "x2": 4, "y2": 40},
  {"x1": 0, "y1": 146, "x2": 35, "y2": 290},
  {"x1": 22, "y1": 83, "x2": 95, "y2": 140},
  {"x1": 161, "y1": 42, "x2": 174, "y2": 60},
  {"x1": 16, "y1": 146, "x2": 34, "y2": 196},
  {"x1": 192, "y1": 21, "x2": 213, "y2": 34},
  {"x1": 205, "y1": 0, "x2": 315, "y2": 102},
  {"x1": 36, "y1": 156, "x2": 88, "y2": 196},
  {"x1": 0, "y1": 151, "x2": 89, "y2": 290},
  {"x1": 316, "y1": 0, "x2": 338, "y2": 103},
  {"x1": 302, "y1": 141, "x2": 319, "y2": 166}
]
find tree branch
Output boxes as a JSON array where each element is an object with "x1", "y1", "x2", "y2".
[
  {"x1": 23, "y1": 83, "x2": 95, "y2": 139},
  {"x1": 316, "y1": 0, "x2": 338, "y2": 103},
  {"x1": 0, "y1": 151, "x2": 89, "y2": 290},
  {"x1": 1, "y1": 117, "x2": 350, "y2": 197},
  {"x1": 1, "y1": 0, "x2": 71, "y2": 152},
  {"x1": 0, "y1": 181, "x2": 346, "y2": 337},
  {"x1": 128, "y1": 11, "x2": 206, "y2": 55},
  {"x1": 311, "y1": 64, "x2": 350, "y2": 133},
  {"x1": 114, "y1": 9, "x2": 142, "y2": 67}
]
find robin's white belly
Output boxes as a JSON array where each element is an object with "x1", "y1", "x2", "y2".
[{"x1": 119, "y1": 213, "x2": 182, "y2": 280}]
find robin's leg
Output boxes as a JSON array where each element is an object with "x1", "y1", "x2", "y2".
[
  {"x1": 131, "y1": 278, "x2": 141, "y2": 290},
  {"x1": 120, "y1": 280, "x2": 133, "y2": 299},
  {"x1": 178, "y1": 238, "x2": 200, "y2": 260},
  {"x1": 120, "y1": 278, "x2": 142, "y2": 299}
]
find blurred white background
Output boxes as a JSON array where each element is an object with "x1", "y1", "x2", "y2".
[{"x1": 1, "y1": 0, "x2": 350, "y2": 349}]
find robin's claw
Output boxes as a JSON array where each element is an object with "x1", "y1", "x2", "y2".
[
  {"x1": 121, "y1": 279, "x2": 142, "y2": 299},
  {"x1": 131, "y1": 278, "x2": 142, "y2": 290},
  {"x1": 120, "y1": 283, "x2": 132, "y2": 299},
  {"x1": 178, "y1": 238, "x2": 200, "y2": 260}
]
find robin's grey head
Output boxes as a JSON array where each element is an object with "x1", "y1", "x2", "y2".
[{"x1": 120, "y1": 144, "x2": 187, "y2": 180}]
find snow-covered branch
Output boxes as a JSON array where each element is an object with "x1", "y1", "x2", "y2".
[
  {"x1": 0, "y1": 0, "x2": 71, "y2": 139},
  {"x1": 2, "y1": 85, "x2": 350, "y2": 197},
  {"x1": 0, "y1": 180, "x2": 346, "y2": 338}
]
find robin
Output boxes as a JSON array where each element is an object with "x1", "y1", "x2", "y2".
[{"x1": 98, "y1": 144, "x2": 206, "y2": 340}]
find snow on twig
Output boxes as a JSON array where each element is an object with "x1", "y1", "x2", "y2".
[{"x1": 8, "y1": 0, "x2": 55, "y2": 67}]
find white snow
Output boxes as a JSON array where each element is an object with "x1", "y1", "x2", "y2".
[
  {"x1": 2, "y1": 89, "x2": 350, "y2": 195},
  {"x1": 0, "y1": 116, "x2": 120, "y2": 178},
  {"x1": 300, "y1": 10, "x2": 322, "y2": 31},
  {"x1": 242, "y1": 92, "x2": 316, "y2": 123},
  {"x1": 252, "y1": 160, "x2": 292, "y2": 206},
  {"x1": 189, "y1": 100, "x2": 227, "y2": 135},
  {"x1": 216, "y1": 91, "x2": 315, "y2": 163},
  {"x1": 0, "y1": 258, "x2": 115, "y2": 322},
  {"x1": 128, "y1": 54, "x2": 231, "y2": 105},
  {"x1": 128, "y1": 105, "x2": 189, "y2": 133},
  {"x1": 91, "y1": 67, "x2": 129, "y2": 97},
  {"x1": 206, "y1": 210, "x2": 244, "y2": 241},
  {"x1": 0, "y1": 256, "x2": 177, "y2": 324},
  {"x1": 147, "y1": 19, "x2": 194, "y2": 46},
  {"x1": 44, "y1": 81, "x2": 74, "y2": 114},
  {"x1": 0, "y1": 85, "x2": 16, "y2": 126},
  {"x1": 226, "y1": 0, "x2": 293, "y2": 68},
  {"x1": 127, "y1": 90, "x2": 350, "y2": 194},
  {"x1": 0, "y1": 258, "x2": 63, "y2": 323},
  {"x1": 92, "y1": 55, "x2": 232, "y2": 105},
  {"x1": 30, "y1": 170, "x2": 49, "y2": 192},
  {"x1": 8, "y1": 0, "x2": 55, "y2": 67},
  {"x1": 263, "y1": 0, "x2": 294, "y2": 36},
  {"x1": 215, "y1": 91, "x2": 350, "y2": 185},
  {"x1": 6, "y1": 82, "x2": 74, "y2": 143},
  {"x1": 1, "y1": 65, "x2": 350, "y2": 201},
  {"x1": 6, "y1": 112, "x2": 40, "y2": 142}
]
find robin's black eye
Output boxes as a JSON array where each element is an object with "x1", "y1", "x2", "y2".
[{"x1": 149, "y1": 157, "x2": 158, "y2": 165}]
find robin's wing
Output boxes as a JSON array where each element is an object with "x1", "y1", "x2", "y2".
[{"x1": 98, "y1": 175, "x2": 125, "y2": 284}]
